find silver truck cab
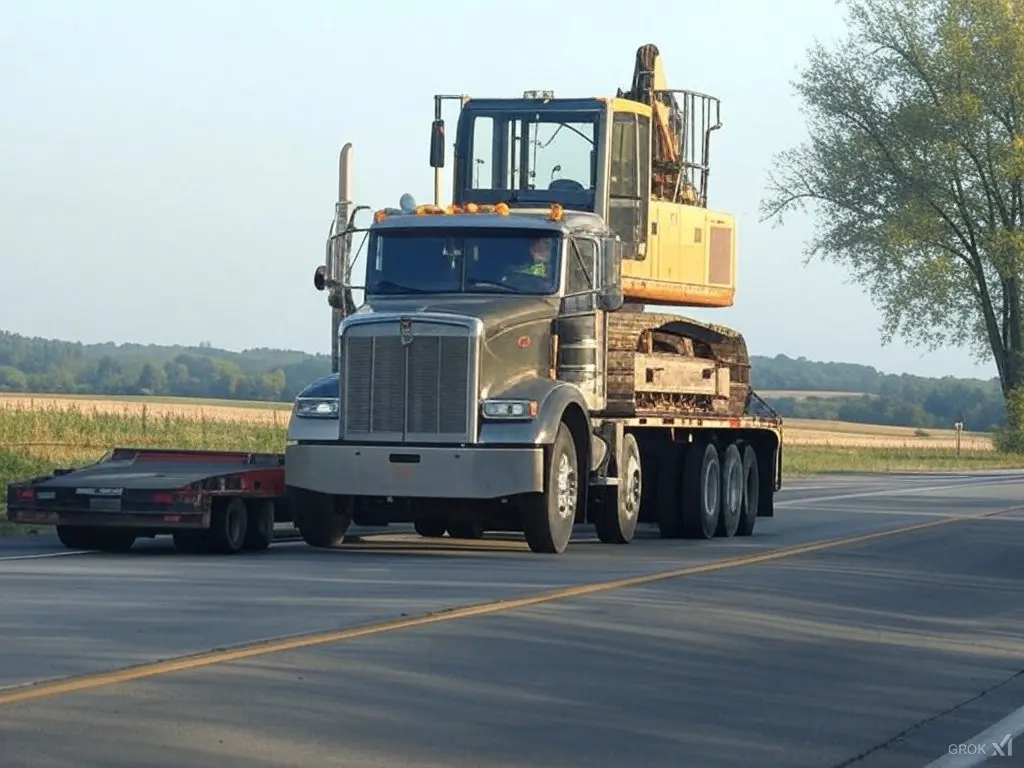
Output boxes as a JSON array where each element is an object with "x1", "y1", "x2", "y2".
[{"x1": 285, "y1": 201, "x2": 624, "y2": 553}]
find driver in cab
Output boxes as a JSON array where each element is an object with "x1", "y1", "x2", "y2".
[{"x1": 509, "y1": 238, "x2": 552, "y2": 279}]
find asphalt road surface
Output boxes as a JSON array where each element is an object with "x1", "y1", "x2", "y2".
[{"x1": 0, "y1": 472, "x2": 1023, "y2": 768}]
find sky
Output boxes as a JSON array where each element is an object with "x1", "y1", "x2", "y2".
[{"x1": 0, "y1": 0, "x2": 1000, "y2": 380}]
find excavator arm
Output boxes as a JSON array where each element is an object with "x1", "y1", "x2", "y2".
[{"x1": 617, "y1": 43, "x2": 719, "y2": 207}]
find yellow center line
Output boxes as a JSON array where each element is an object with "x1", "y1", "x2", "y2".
[{"x1": 0, "y1": 506, "x2": 1014, "y2": 707}]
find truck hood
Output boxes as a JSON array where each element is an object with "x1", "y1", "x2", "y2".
[{"x1": 354, "y1": 294, "x2": 559, "y2": 338}]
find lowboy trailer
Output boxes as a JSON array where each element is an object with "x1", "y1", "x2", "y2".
[{"x1": 5, "y1": 448, "x2": 292, "y2": 553}]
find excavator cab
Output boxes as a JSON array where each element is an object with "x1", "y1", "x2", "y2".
[{"x1": 430, "y1": 43, "x2": 736, "y2": 310}]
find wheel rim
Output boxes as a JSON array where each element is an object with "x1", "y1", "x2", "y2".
[
  {"x1": 624, "y1": 453, "x2": 641, "y2": 520},
  {"x1": 556, "y1": 451, "x2": 577, "y2": 520},
  {"x1": 703, "y1": 460, "x2": 719, "y2": 517}
]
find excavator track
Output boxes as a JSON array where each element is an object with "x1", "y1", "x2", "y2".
[{"x1": 605, "y1": 309, "x2": 751, "y2": 418}]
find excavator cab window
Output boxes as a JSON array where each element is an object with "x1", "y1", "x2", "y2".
[
  {"x1": 453, "y1": 99, "x2": 604, "y2": 212},
  {"x1": 466, "y1": 113, "x2": 596, "y2": 194}
]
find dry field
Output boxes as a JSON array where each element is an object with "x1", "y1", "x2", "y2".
[
  {"x1": 781, "y1": 417, "x2": 993, "y2": 450},
  {"x1": 0, "y1": 394, "x2": 291, "y2": 426}
]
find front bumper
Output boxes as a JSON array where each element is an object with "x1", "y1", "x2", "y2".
[{"x1": 285, "y1": 443, "x2": 545, "y2": 499}]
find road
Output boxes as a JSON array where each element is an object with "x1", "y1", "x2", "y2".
[{"x1": 0, "y1": 472, "x2": 1022, "y2": 767}]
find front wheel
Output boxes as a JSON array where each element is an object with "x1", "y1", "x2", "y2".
[{"x1": 521, "y1": 422, "x2": 578, "y2": 554}]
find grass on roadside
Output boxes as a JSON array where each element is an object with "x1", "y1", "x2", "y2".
[{"x1": 783, "y1": 445, "x2": 1024, "y2": 476}]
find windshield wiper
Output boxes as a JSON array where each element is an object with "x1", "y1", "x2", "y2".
[
  {"x1": 371, "y1": 280, "x2": 432, "y2": 294},
  {"x1": 466, "y1": 279, "x2": 515, "y2": 292}
]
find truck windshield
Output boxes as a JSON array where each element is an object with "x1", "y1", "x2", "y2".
[{"x1": 366, "y1": 229, "x2": 561, "y2": 296}]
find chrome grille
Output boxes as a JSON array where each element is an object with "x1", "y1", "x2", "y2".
[{"x1": 341, "y1": 320, "x2": 474, "y2": 442}]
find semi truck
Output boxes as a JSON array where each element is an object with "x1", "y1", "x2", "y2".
[{"x1": 283, "y1": 43, "x2": 784, "y2": 554}]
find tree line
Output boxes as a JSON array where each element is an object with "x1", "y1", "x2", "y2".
[
  {"x1": 753, "y1": 354, "x2": 1005, "y2": 431},
  {"x1": 0, "y1": 331, "x2": 1007, "y2": 432}
]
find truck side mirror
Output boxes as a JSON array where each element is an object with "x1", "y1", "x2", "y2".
[
  {"x1": 597, "y1": 237, "x2": 624, "y2": 311},
  {"x1": 430, "y1": 119, "x2": 446, "y2": 168}
]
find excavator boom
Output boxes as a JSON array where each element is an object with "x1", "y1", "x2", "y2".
[{"x1": 617, "y1": 43, "x2": 721, "y2": 208}]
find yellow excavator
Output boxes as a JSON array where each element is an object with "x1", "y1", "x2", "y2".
[
  {"x1": 429, "y1": 42, "x2": 749, "y2": 416},
  {"x1": 614, "y1": 43, "x2": 735, "y2": 310}
]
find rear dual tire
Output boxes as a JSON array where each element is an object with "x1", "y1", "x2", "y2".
[
  {"x1": 737, "y1": 443, "x2": 759, "y2": 536},
  {"x1": 593, "y1": 432, "x2": 642, "y2": 545},
  {"x1": 716, "y1": 442, "x2": 743, "y2": 538},
  {"x1": 657, "y1": 437, "x2": 757, "y2": 540},
  {"x1": 680, "y1": 440, "x2": 721, "y2": 539}
]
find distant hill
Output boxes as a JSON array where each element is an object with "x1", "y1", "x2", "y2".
[{"x1": 0, "y1": 331, "x2": 1007, "y2": 432}]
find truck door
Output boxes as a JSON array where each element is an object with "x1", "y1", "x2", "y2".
[{"x1": 555, "y1": 236, "x2": 606, "y2": 411}]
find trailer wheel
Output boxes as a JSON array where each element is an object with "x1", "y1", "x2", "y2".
[
  {"x1": 736, "y1": 444, "x2": 759, "y2": 536},
  {"x1": 681, "y1": 440, "x2": 720, "y2": 539},
  {"x1": 208, "y1": 497, "x2": 248, "y2": 554},
  {"x1": 414, "y1": 517, "x2": 447, "y2": 538},
  {"x1": 521, "y1": 422, "x2": 577, "y2": 554},
  {"x1": 447, "y1": 520, "x2": 484, "y2": 539},
  {"x1": 594, "y1": 432, "x2": 641, "y2": 544},
  {"x1": 243, "y1": 499, "x2": 274, "y2": 551},
  {"x1": 716, "y1": 442, "x2": 743, "y2": 538},
  {"x1": 289, "y1": 487, "x2": 353, "y2": 548}
]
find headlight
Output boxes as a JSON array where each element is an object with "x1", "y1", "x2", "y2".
[
  {"x1": 481, "y1": 399, "x2": 537, "y2": 420},
  {"x1": 293, "y1": 398, "x2": 339, "y2": 419}
]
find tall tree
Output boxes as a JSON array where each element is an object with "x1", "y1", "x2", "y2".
[{"x1": 760, "y1": 0, "x2": 1024, "y2": 440}]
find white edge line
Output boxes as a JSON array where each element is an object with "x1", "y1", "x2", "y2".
[
  {"x1": 922, "y1": 703, "x2": 1024, "y2": 767},
  {"x1": 775, "y1": 478, "x2": 1021, "y2": 508}
]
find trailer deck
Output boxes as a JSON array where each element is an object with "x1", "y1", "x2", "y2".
[{"x1": 5, "y1": 447, "x2": 291, "y2": 553}]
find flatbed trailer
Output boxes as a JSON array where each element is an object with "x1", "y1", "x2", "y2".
[{"x1": 4, "y1": 447, "x2": 293, "y2": 554}]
